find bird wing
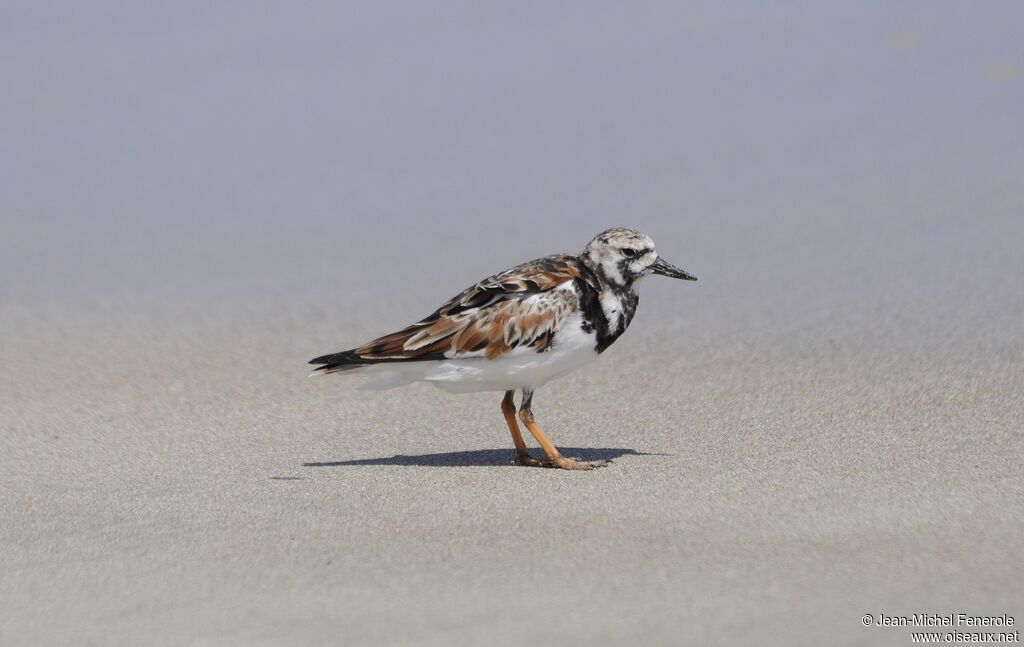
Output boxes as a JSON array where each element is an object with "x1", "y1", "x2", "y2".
[{"x1": 310, "y1": 254, "x2": 591, "y2": 367}]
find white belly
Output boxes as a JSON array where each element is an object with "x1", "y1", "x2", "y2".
[{"x1": 349, "y1": 313, "x2": 600, "y2": 393}]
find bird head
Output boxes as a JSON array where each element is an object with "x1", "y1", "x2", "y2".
[{"x1": 583, "y1": 228, "x2": 697, "y2": 288}]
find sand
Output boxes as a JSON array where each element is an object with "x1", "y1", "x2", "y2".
[{"x1": 2, "y1": 3, "x2": 1023, "y2": 645}]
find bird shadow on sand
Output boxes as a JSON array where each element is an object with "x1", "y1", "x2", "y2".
[{"x1": 303, "y1": 447, "x2": 665, "y2": 468}]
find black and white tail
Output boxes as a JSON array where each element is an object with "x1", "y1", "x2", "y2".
[{"x1": 308, "y1": 350, "x2": 370, "y2": 376}]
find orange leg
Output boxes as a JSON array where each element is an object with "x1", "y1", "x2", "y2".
[
  {"x1": 517, "y1": 390, "x2": 608, "y2": 471},
  {"x1": 502, "y1": 391, "x2": 541, "y2": 466}
]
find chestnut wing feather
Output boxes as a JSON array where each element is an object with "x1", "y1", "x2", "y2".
[{"x1": 310, "y1": 254, "x2": 590, "y2": 367}]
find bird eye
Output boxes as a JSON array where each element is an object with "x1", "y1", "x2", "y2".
[{"x1": 622, "y1": 248, "x2": 638, "y2": 258}]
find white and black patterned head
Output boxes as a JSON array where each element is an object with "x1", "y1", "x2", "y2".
[{"x1": 582, "y1": 228, "x2": 696, "y2": 289}]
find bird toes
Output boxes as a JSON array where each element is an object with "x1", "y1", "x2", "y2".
[
  {"x1": 548, "y1": 457, "x2": 609, "y2": 470},
  {"x1": 514, "y1": 454, "x2": 610, "y2": 470},
  {"x1": 514, "y1": 453, "x2": 544, "y2": 467}
]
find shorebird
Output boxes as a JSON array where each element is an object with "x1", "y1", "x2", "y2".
[{"x1": 310, "y1": 228, "x2": 696, "y2": 470}]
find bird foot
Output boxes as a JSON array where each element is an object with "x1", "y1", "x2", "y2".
[
  {"x1": 515, "y1": 453, "x2": 609, "y2": 470},
  {"x1": 515, "y1": 453, "x2": 544, "y2": 467},
  {"x1": 543, "y1": 456, "x2": 609, "y2": 470}
]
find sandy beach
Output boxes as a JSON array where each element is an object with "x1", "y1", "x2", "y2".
[{"x1": 2, "y1": 3, "x2": 1022, "y2": 645}]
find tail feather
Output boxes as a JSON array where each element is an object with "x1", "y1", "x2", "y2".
[
  {"x1": 310, "y1": 343, "x2": 445, "y2": 377},
  {"x1": 310, "y1": 363, "x2": 365, "y2": 376},
  {"x1": 307, "y1": 348, "x2": 428, "y2": 389},
  {"x1": 309, "y1": 350, "x2": 363, "y2": 366},
  {"x1": 309, "y1": 349, "x2": 364, "y2": 376}
]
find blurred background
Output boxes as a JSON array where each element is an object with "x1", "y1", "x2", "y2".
[
  {"x1": 2, "y1": 2, "x2": 1022, "y2": 645},
  {"x1": 3, "y1": 2, "x2": 1021, "y2": 340}
]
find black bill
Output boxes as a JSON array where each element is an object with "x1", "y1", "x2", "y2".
[{"x1": 650, "y1": 257, "x2": 697, "y2": 281}]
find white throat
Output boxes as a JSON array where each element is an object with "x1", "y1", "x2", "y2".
[{"x1": 599, "y1": 290, "x2": 626, "y2": 333}]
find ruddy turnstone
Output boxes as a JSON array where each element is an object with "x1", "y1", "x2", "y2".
[{"x1": 310, "y1": 228, "x2": 696, "y2": 470}]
